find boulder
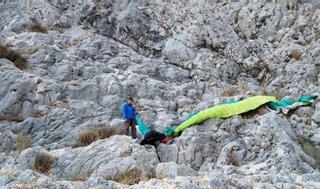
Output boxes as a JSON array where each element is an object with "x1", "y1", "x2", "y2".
[
  {"x1": 163, "y1": 38, "x2": 196, "y2": 66},
  {"x1": 50, "y1": 135, "x2": 159, "y2": 179}
]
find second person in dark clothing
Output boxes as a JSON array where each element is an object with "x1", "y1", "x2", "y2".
[{"x1": 122, "y1": 97, "x2": 137, "y2": 138}]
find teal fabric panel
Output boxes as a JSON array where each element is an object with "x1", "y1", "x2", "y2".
[{"x1": 136, "y1": 117, "x2": 150, "y2": 136}]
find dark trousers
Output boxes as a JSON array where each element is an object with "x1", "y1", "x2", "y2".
[
  {"x1": 140, "y1": 130, "x2": 166, "y2": 146},
  {"x1": 124, "y1": 119, "x2": 137, "y2": 139}
]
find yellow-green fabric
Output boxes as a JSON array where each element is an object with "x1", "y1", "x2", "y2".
[{"x1": 173, "y1": 96, "x2": 276, "y2": 135}]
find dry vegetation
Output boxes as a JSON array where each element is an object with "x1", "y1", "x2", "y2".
[
  {"x1": 290, "y1": 49, "x2": 302, "y2": 60},
  {"x1": 106, "y1": 169, "x2": 155, "y2": 185},
  {"x1": 62, "y1": 100, "x2": 70, "y2": 109},
  {"x1": 51, "y1": 27, "x2": 65, "y2": 33},
  {"x1": 16, "y1": 134, "x2": 31, "y2": 153},
  {"x1": 29, "y1": 111, "x2": 45, "y2": 118},
  {"x1": 228, "y1": 150, "x2": 240, "y2": 167},
  {"x1": 33, "y1": 152, "x2": 55, "y2": 174},
  {"x1": 73, "y1": 127, "x2": 118, "y2": 148},
  {"x1": 0, "y1": 114, "x2": 24, "y2": 122},
  {"x1": 222, "y1": 86, "x2": 236, "y2": 96},
  {"x1": 69, "y1": 172, "x2": 88, "y2": 181},
  {"x1": 27, "y1": 22, "x2": 48, "y2": 33},
  {"x1": 0, "y1": 43, "x2": 27, "y2": 70},
  {"x1": 4, "y1": 184, "x2": 35, "y2": 189}
]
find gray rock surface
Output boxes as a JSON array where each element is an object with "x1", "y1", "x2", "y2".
[
  {"x1": 155, "y1": 162, "x2": 196, "y2": 179},
  {"x1": 50, "y1": 135, "x2": 158, "y2": 179},
  {"x1": 0, "y1": 0, "x2": 320, "y2": 188}
]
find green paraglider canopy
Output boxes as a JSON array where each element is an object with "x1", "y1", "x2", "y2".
[
  {"x1": 164, "y1": 95, "x2": 318, "y2": 138},
  {"x1": 165, "y1": 96, "x2": 277, "y2": 137}
]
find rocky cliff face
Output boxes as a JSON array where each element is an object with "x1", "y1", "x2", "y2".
[{"x1": 0, "y1": 0, "x2": 320, "y2": 188}]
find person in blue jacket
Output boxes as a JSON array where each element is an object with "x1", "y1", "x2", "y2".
[{"x1": 122, "y1": 97, "x2": 137, "y2": 138}]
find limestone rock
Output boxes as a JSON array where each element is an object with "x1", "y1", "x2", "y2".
[
  {"x1": 163, "y1": 38, "x2": 196, "y2": 67},
  {"x1": 0, "y1": 0, "x2": 320, "y2": 188},
  {"x1": 50, "y1": 135, "x2": 159, "y2": 179}
]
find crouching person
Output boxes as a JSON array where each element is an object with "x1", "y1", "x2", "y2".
[{"x1": 136, "y1": 117, "x2": 170, "y2": 146}]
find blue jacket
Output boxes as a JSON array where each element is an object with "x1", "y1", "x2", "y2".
[{"x1": 122, "y1": 103, "x2": 136, "y2": 120}]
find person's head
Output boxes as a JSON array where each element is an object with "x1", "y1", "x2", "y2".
[{"x1": 127, "y1": 97, "x2": 134, "y2": 104}]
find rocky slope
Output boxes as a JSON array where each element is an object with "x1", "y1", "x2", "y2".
[{"x1": 0, "y1": 0, "x2": 320, "y2": 188}]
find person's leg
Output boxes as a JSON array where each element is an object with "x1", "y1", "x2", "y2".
[
  {"x1": 124, "y1": 120, "x2": 130, "y2": 136},
  {"x1": 131, "y1": 120, "x2": 137, "y2": 139}
]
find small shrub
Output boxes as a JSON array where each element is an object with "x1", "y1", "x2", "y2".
[
  {"x1": 51, "y1": 27, "x2": 65, "y2": 33},
  {"x1": 143, "y1": 169, "x2": 156, "y2": 180},
  {"x1": 222, "y1": 86, "x2": 236, "y2": 96},
  {"x1": 290, "y1": 49, "x2": 302, "y2": 60},
  {"x1": 62, "y1": 100, "x2": 70, "y2": 109},
  {"x1": 115, "y1": 169, "x2": 141, "y2": 185},
  {"x1": 5, "y1": 183, "x2": 35, "y2": 189},
  {"x1": 29, "y1": 111, "x2": 44, "y2": 118},
  {"x1": 96, "y1": 127, "x2": 117, "y2": 139},
  {"x1": 33, "y1": 152, "x2": 55, "y2": 174},
  {"x1": 73, "y1": 130, "x2": 97, "y2": 148},
  {"x1": 0, "y1": 43, "x2": 27, "y2": 70},
  {"x1": 106, "y1": 169, "x2": 155, "y2": 185},
  {"x1": 16, "y1": 134, "x2": 31, "y2": 153},
  {"x1": 27, "y1": 22, "x2": 48, "y2": 33},
  {"x1": 69, "y1": 172, "x2": 88, "y2": 181},
  {"x1": 0, "y1": 114, "x2": 24, "y2": 122},
  {"x1": 228, "y1": 150, "x2": 240, "y2": 167},
  {"x1": 73, "y1": 127, "x2": 118, "y2": 148}
]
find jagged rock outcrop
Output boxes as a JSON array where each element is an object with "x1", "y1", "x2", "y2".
[{"x1": 0, "y1": 0, "x2": 320, "y2": 188}]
